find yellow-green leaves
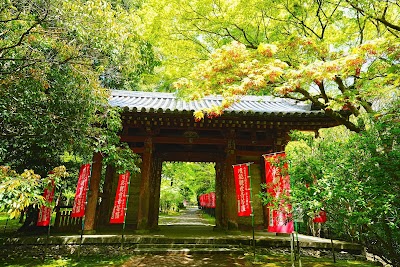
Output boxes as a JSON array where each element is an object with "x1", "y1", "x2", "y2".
[{"x1": 0, "y1": 167, "x2": 42, "y2": 219}]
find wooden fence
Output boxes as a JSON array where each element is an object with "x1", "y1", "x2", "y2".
[{"x1": 54, "y1": 206, "x2": 82, "y2": 232}]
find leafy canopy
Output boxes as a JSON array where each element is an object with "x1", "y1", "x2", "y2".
[
  {"x1": 140, "y1": 0, "x2": 399, "y2": 132},
  {"x1": 0, "y1": 0, "x2": 151, "y2": 174}
]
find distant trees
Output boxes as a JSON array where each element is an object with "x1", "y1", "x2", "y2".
[{"x1": 160, "y1": 162, "x2": 215, "y2": 213}]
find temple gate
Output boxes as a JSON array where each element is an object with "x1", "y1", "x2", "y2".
[{"x1": 83, "y1": 90, "x2": 339, "y2": 232}]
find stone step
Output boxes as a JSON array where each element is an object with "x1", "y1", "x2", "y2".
[
  {"x1": 133, "y1": 243, "x2": 240, "y2": 249},
  {"x1": 128, "y1": 247, "x2": 244, "y2": 255}
]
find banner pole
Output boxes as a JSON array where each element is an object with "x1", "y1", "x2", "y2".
[
  {"x1": 329, "y1": 227, "x2": 336, "y2": 263},
  {"x1": 290, "y1": 233, "x2": 295, "y2": 267},
  {"x1": 44, "y1": 209, "x2": 52, "y2": 262},
  {"x1": 247, "y1": 163, "x2": 256, "y2": 259},
  {"x1": 121, "y1": 172, "x2": 131, "y2": 250},
  {"x1": 295, "y1": 222, "x2": 302, "y2": 267},
  {"x1": 78, "y1": 165, "x2": 92, "y2": 260},
  {"x1": 262, "y1": 151, "x2": 286, "y2": 158},
  {"x1": 45, "y1": 186, "x2": 56, "y2": 262}
]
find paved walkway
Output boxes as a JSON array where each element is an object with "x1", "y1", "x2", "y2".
[
  {"x1": 0, "y1": 207, "x2": 364, "y2": 266},
  {"x1": 120, "y1": 254, "x2": 249, "y2": 267},
  {"x1": 158, "y1": 207, "x2": 213, "y2": 226},
  {"x1": 121, "y1": 209, "x2": 248, "y2": 266}
]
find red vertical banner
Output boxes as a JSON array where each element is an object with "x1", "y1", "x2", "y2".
[
  {"x1": 37, "y1": 181, "x2": 55, "y2": 226},
  {"x1": 313, "y1": 210, "x2": 327, "y2": 223},
  {"x1": 110, "y1": 171, "x2": 131, "y2": 224},
  {"x1": 264, "y1": 152, "x2": 293, "y2": 233},
  {"x1": 233, "y1": 164, "x2": 252, "y2": 217},
  {"x1": 71, "y1": 164, "x2": 91, "y2": 218},
  {"x1": 210, "y1": 192, "x2": 216, "y2": 209}
]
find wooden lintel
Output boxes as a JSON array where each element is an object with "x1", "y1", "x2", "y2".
[
  {"x1": 121, "y1": 135, "x2": 274, "y2": 147},
  {"x1": 158, "y1": 151, "x2": 224, "y2": 162}
]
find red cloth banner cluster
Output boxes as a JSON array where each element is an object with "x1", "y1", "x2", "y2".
[
  {"x1": 233, "y1": 164, "x2": 252, "y2": 217},
  {"x1": 71, "y1": 164, "x2": 91, "y2": 218},
  {"x1": 37, "y1": 180, "x2": 55, "y2": 227},
  {"x1": 199, "y1": 192, "x2": 216, "y2": 208},
  {"x1": 264, "y1": 152, "x2": 293, "y2": 233},
  {"x1": 313, "y1": 210, "x2": 327, "y2": 223},
  {"x1": 110, "y1": 171, "x2": 131, "y2": 224}
]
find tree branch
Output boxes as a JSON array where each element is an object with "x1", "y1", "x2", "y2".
[
  {"x1": 346, "y1": 1, "x2": 400, "y2": 32},
  {"x1": 233, "y1": 23, "x2": 257, "y2": 49},
  {"x1": 294, "y1": 86, "x2": 361, "y2": 132},
  {"x1": 0, "y1": 9, "x2": 48, "y2": 56},
  {"x1": 334, "y1": 76, "x2": 346, "y2": 93},
  {"x1": 0, "y1": 11, "x2": 22, "y2": 23}
]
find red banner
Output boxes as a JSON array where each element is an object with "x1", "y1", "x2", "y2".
[
  {"x1": 209, "y1": 192, "x2": 216, "y2": 209},
  {"x1": 71, "y1": 164, "x2": 91, "y2": 218},
  {"x1": 264, "y1": 152, "x2": 293, "y2": 233},
  {"x1": 233, "y1": 164, "x2": 252, "y2": 217},
  {"x1": 110, "y1": 171, "x2": 131, "y2": 224},
  {"x1": 313, "y1": 210, "x2": 327, "y2": 223},
  {"x1": 37, "y1": 181, "x2": 55, "y2": 227},
  {"x1": 199, "y1": 192, "x2": 216, "y2": 209}
]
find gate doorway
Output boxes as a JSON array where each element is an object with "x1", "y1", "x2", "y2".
[{"x1": 158, "y1": 162, "x2": 216, "y2": 227}]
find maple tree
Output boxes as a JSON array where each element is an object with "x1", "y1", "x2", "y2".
[{"x1": 140, "y1": 0, "x2": 399, "y2": 132}]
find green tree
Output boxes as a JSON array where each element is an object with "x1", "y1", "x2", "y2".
[
  {"x1": 0, "y1": 165, "x2": 68, "y2": 219},
  {"x1": 161, "y1": 162, "x2": 215, "y2": 210},
  {"x1": 140, "y1": 0, "x2": 399, "y2": 132},
  {"x1": 286, "y1": 100, "x2": 400, "y2": 265},
  {"x1": 0, "y1": 0, "x2": 150, "y2": 174}
]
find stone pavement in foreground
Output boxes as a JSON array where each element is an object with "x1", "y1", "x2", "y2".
[{"x1": 0, "y1": 207, "x2": 363, "y2": 254}]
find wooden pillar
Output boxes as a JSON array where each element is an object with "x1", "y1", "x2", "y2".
[
  {"x1": 148, "y1": 157, "x2": 162, "y2": 229},
  {"x1": 84, "y1": 152, "x2": 103, "y2": 232},
  {"x1": 125, "y1": 169, "x2": 141, "y2": 228},
  {"x1": 224, "y1": 130, "x2": 238, "y2": 230},
  {"x1": 97, "y1": 164, "x2": 115, "y2": 227},
  {"x1": 137, "y1": 136, "x2": 153, "y2": 230},
  {"x1": 214, "y1": 162, "x2": 225, "y2": 229}
]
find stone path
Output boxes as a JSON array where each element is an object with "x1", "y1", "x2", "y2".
[
  {"x1": 120, "y1": 207, "x2": 250, "y2": 266},
  {"x1": 120, "y1": 254, "x2": 249, "y2": 267},
  {"x1": 158, "y1": 206, "x2": 213, "y2": 226}
]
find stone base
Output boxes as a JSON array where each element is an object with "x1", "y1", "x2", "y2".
[
  {"x1": 81, "y1": 230, "x2": 96, "y2": 235},
  {"x1": 134, "y1": 229, "x2": 151, "y2": 234}
]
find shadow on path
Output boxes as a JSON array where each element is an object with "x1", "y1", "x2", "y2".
[
  {"x1": 158, "y1": 206, "x2": 214, "y2": 226},
  {"x1": 120, "y1": 253, "x2": 250, "y2": 267}
]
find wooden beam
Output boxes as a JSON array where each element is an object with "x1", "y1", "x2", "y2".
[
  {"x1": 158, "y1": 151, "x2": 224, "y2": 162},
  {"x1": 121, "y1": 135, "x2": 273, "y2": 147}
]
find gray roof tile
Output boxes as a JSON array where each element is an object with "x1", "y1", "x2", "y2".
[{"x1": 109, "y1": 90, "x2": 322, "y2": 116}]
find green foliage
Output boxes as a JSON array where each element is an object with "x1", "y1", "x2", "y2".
[
  {"x1": 0, "y1": 0, "x2": 150, "y2": 176},
  {"x1": 286, "y1": 100, "x2": 400, "y2": 266},
  {"x1": 140, "y1": 0, "x2": 399, "y2": 132},
  {"x1": 0, "y1": 165, "x2": 68, "y2": 219},
  {"x1": 159, "y1": 162, "x2": 215, "y2": 212}
]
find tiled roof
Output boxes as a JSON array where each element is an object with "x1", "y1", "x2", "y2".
[{"x1": 109, "y1": 90, "x2": 323, "y2": 116}]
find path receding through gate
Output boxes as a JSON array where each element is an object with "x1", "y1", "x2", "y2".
[
  {"x1": 158, "y1": 206, "x2": 213, "y2": 226},
  {"x1": 119, "y1": 207, "x2": 248, "y2": 266}
]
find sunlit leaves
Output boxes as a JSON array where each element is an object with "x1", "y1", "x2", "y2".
[{"x1": 0, "y1": 165, "x2": 69, "y2": 219}]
